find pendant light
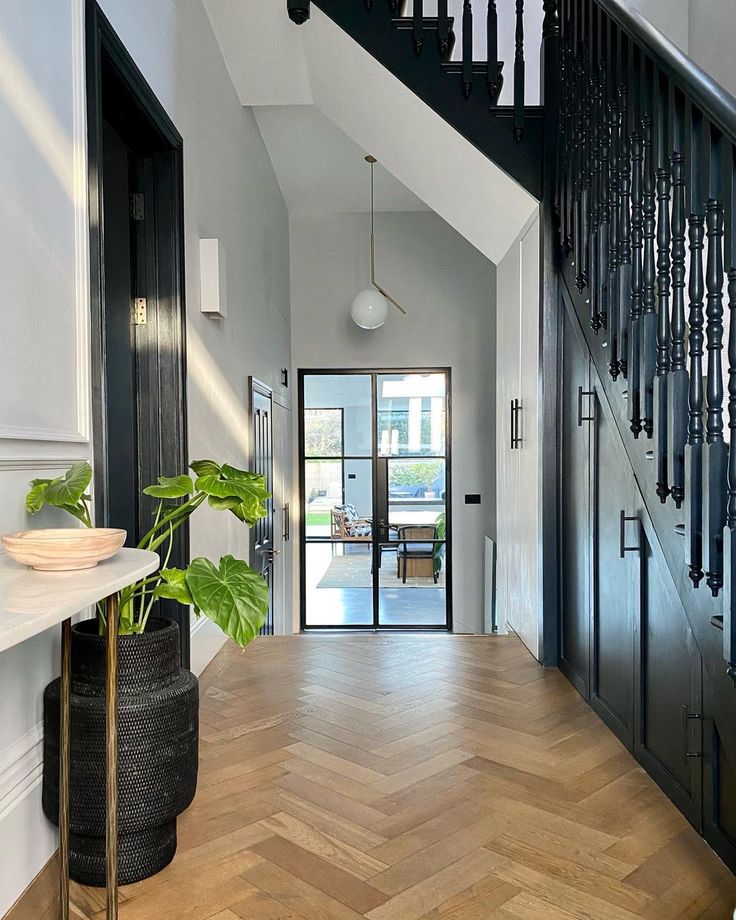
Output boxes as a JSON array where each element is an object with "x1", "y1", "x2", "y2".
[{"x1": 351, "y1": 155, "x2": 408, "y2": 330}]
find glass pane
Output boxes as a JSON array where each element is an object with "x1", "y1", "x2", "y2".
[
  {"x1": 376, "y1": 373, "x2": 446, "y2": 457},
  {"x1": 305, "y1": 408, "x2": 343, "y2": 457},
  {"x1": 377, "y1": 530, "x2": 447, "y2": 627},
  {"x1": 387, "y1": 459, "x2": 446, "y2": 521},
  {"x1": 304, "y1": 374, "x2": 372, "y2": 457},
  {"x1": 305, "y1": 459, "x2": 343, "y2": 538},
  {"x1": 305, "y1": 542, "x2": 374, "y2": 626}
]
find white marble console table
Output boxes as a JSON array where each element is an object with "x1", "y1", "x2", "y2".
[{"x1": 0, "y1": 549, "x2": 159, "y2": 920}]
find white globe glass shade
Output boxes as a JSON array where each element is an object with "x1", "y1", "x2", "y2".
[{"x1": 351, "y1": 288, "x2": 389, "y2": 329}]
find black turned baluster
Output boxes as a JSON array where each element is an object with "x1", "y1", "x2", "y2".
[
  {"x1": 608, "y1": 99, "x2": 621, "y2": 374},
  {"x1": 703, "y1": 200, "x2": 728, "y2": 596},
  {"x1": 462, "y1": 0, "x2": 473, "y2": 99},
  {"x1": 287, "y1": 0, "x2": 310, "y2": 24},
  {"x1": 654, "y1": 166, "x2": 672, "y2": 500},
  {"x1": 412, "y1": 0, "x2": 424, "y2": 55},
  {"x1": 668, "y1": 153, "x2": 688, "y2": 508},
  {"x1": 589, "y1": 76, "x2": 602, "y2": 329},
  {"x1": 596, "y1": 88, "x2": 611, "y2": 332},
  {"x1": 437, "y1": 0, "x2": 450, "y2": 58},
  {"x1": 514, "y1": 0, "x2": 525, "y2": 142},
  {"x1": 629, "y1": 132, "x2": 645, "y2": 436},
  {"x1": 618, "y1": 86, "x2": 632, "y2": 379},
  {"x1": 487, "y1": 2, "x2": 502, "y2": 104},
  {"x1": 685, "y1": 213, "x2": 706, "y2": 586},
  {"x1": 724, "y1": 268, "x2": 736, "y2": 678},
  {"x1": 577, "y1": 62, "x2": 591, "y2": 291},
  {"x1": 640, "y1": 117, "x2": 657, "y2": 437}
]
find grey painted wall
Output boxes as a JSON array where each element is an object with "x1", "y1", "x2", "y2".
[
  {"x1": 290, "y1": 210, "x2": 496, "y2": 634},
  {"x1": 0, "y1": 0, "x2": 292, "y2": 911}
]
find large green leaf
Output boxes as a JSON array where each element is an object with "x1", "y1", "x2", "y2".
[
  {"x1": 185, "y1": 555, "x2": 268, "y2": 647},
  {"x1": 155, "y1": 567, "x2": 196, "y2": 607},
  {"x1": 143, "y1": 474, "x2": 194, "y2": 499},
  {"x1": 194, "y1": 467, "x2": 270, "y2": 526},
  {"x1": 43, "y1": 462, "x2": 92, "y2": 508},
  {"x1": 190, "y1": 459, "x2": 221, "y2": 477},
  {"x1": 26, "y1": 479, "x2": 52, "y2": 514}
]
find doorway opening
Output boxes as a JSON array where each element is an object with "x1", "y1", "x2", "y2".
[
  {"x1": 87, "y1": 5, "x2": 189, "y2": 661},
  {"x1": 299, "y1": 369, "x2": 452, "y2": 630}
]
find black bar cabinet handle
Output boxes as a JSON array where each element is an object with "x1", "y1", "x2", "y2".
[
  {"x1": 619, "y1": 510, "x2": 641, "y2": 558},
  {"x1": 514, "y1": 399, "x2": 522, "y2": 448},
  {"x1": 578, "y1": 387, "x2": 595, "y2": 426},
  {"x1": 282, "y1": 502, "x2": 290, "y2": 542},
  {"x1": 510, "y1": 400, "x2": 516, "y2": 449}
]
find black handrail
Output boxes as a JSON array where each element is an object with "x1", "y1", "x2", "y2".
[{"x1": 595, "y1": 0, "x2": 736, "y2": 142}]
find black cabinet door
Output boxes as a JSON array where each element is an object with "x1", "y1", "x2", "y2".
[
  {"x1": 560, "y1": 305, "x2": 592, "y2": 699},
  {"x1": 637, "y1": 532, "x2": 703, "y2": 829},
  {"x1": 591, "y1": 393, "x2": 638, "y2": 749}
]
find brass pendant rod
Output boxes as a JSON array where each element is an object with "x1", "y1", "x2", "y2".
[{"x1": 366, "y1": 156, "x2": 407, "y2": 316}]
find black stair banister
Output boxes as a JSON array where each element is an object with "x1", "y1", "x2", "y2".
[
  {"x1": 589, "y1": 75, "x2": 602, "y2": 330},
  {"x1": 653, "y1": 164, "x2": 671, "y2": 501},
  {"x1": 617, "y1": 85, "x2": 631, "y2": 380},
  {"x1": 685, "y1": 213, "x2": 706, "y2": 587},
  {"x1": 514, "y1": 0, "x2": 525, "y2": 141},
  {"x1": 487, "y1": 2, "x2": 500, "y2": 103},
  {"x1": 724, "y1": 267, "x2": 736, "y2": 680},
  {"x1": 462, "y1": 1, "x2": 473, "y2": 99},
  {"x1": 438, "y1": 0, "x2": 450, "y2": 58},
  {"x1": 608, "y1": 96, "x2": 621, "y2": 379},
  {"x1": 413, "y1": 0, "x2": 424, "y2": 55},
  {"x1": 288, "y1": 0, "x2": 540, "y2": 196},
  {"x1": 703, "y1": 198, "x2": 728, "y2": 596},
  {"x1": 597, "y1": 85, "x2": 611, "y2": 332},
  {"x1": 668, "y1": 151, "x2": 688, "y2": 508},
  {"x1": 640, "y1": 116, "x2": 657, "y2": 438},
  {"x1": 628, "y1": 131, "x2": 644, "y2": 436}
]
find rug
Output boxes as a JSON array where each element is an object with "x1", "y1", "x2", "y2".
[{"x1": 316, "y1": 552, "x2": 446, "y2": 589}]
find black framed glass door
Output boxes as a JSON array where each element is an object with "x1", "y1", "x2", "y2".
[{"x1": 299, "y1": 369, "x2": 451, "y2": 630}]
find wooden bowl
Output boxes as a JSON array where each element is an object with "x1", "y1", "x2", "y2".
[{"x1": 1, "y1": 528, "x2": 127, "y2": 571}]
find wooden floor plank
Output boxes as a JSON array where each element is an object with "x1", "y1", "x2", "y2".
[{"x1": 45, "y1": 635, "x2": 736, "y2": 920}]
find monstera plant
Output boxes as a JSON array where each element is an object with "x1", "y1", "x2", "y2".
[{"x1": 27, "y1": 459, "x2": 270, "y2": 646}]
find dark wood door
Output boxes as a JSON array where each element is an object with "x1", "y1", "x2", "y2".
[
  {"x1": 252, "y1": 382, "x2": 275, "y2": 635},
  {"x1": 559, "y1": 303, "x2": 592, "y2": 699},
  {"x1": 637, "y1": 532, "x2": 703, "y2": 828},
  {"x1": 591, "y1": 392, "x2": 638, "y2": 748}
]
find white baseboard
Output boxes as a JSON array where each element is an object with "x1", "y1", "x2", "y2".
[
  {"x1": 189, "y1": 616, "x2": 228, "y2": 677},
  {"x1": 0, "y1": 724, "x2": 44, "y2": 823}
]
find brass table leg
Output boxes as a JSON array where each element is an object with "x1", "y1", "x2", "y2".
[
  {"x1": 105, "y1": 594, "x2": 119, "y2": 920},
  {"x1": 59, "y1": 618, "x2": 71, "y2": 920}
]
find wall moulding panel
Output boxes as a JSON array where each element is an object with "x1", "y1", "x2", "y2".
[{"x1": 0, "y1": 0, "x2": 90, "y2": 446}]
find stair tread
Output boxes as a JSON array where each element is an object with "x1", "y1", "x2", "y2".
[
  {"x1": 392, "y1": 16, "x2": 455, "y2": 31},
  {"x1": 441, "y1": 61, "x2": 505, "y2": 74}
]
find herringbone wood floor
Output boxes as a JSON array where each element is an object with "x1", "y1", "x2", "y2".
[{"x1": 61, "y1": 635, "x2": 736, "y2": 919}]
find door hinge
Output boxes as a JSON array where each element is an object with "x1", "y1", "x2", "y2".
[
  {"x1": 130, "y1": 193, "x2": 145, "y2": 221},
  {"x1": 132, "y1": 298, "x2": 147, "y2": 325}
]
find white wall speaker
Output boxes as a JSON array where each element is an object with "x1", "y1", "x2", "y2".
[{"x1": 199, "y1": 238, "x2": 227, "y2": 318}]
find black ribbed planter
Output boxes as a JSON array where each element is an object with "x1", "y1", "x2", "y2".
[{"x1": 42, "y1": 618, "x2": 199, "y2": 886}]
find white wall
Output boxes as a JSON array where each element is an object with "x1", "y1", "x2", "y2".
[
  {"x1": 290, "y1": 210, "x2": 496, "y2": 634},
  {"x1": 688, "y1": 0, "x2": 736, "y2": 98},
  {"x1": 0, "y1": 0, "x2": 291, "y2": 912}
]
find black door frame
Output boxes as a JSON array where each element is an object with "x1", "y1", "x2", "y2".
[
  {"x1": 298, "y1": 367, "x2": 453, "y2": 632},
  {"x1": 86, "y1": 2, "x2": 190, "y2": 662},
  {"x1": 250, "y1": 378, "x2": 275, "y2": 635}
]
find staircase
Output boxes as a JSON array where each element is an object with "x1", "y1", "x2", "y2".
[
  {"x1": 287, "y1": 0, "x2": 736, "y2": 871},
  {"x1": 288, "y1": 0, "x2": 551, "y2": 198}
]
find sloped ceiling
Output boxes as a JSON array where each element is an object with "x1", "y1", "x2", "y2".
[
  {"x1": 204, "y1": 0, "x2": 538, "y2": 262},
  {"x1": 253, "y1": 106, "x2": 428, "y2": 214}
]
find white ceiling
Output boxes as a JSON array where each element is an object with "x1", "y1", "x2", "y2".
[{"x1": 253, "y1": 106, "x2": 428, "y2": 214}]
